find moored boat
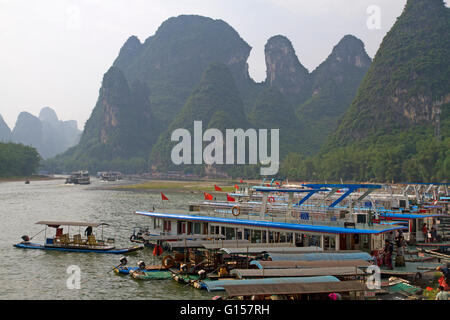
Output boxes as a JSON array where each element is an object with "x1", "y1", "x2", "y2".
[{"x1": 14, "y1": 221, "x2": 144, "y2": 254}]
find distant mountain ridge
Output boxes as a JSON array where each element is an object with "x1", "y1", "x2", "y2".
[
  {"x1": 46, "y1": 14, "x2": 372, "y2": 176},
  {"x1": 0, "y1": 114, "x2": 11, "y2": 142},
  {"x1": 5, "y1": 108, "x2": 82, "y2": 159}
]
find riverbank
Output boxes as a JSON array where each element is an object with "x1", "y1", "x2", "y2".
[
  {"x1": 0, "y1": 175, "x2": 64, "y2": 183},
  {"x1": 109, "y1": 179, "x2": 238, "y2": 193}
]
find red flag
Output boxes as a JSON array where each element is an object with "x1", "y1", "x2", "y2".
[
  {"x1": 240, "y1": 179, "x2": 244, "y2": 183},
  {"x1": 204, "y1": 192, "x2": 213, "y2": 200},
  {"x1": 161, "y1": 192, "x2": 169, "y2": 201},
  {"x1": 234, "y1": 185, "x2": 239, "y2": 189},
  {"x1": 266, "y1": 184, "x2": 271, "y2": 187},
  {"x1": 227, "y1": 194, "x2": 235, "y2": 202},
  {"x1": 214, "y1": 185, "x2": 223, "y2": 191},
  {"x1": 275, "y1": 182, "x2": 280, "y2": 186}
]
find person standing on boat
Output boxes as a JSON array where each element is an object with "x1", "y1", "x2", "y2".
[
  {"x1": 422, "y1": 224, "x2": 428, "y2": 243},
  {"x1": 85, "y1": 226, "x2": 93, "y2": 237},
  {"x1": 383, "y1": 240, "x2": 394, "y2": 270},
  {"x1": 436, "y1": 286, "x2": 450, "y2": 300},
  {"x1": 436, "y1": 266, "x2": 450, "y2": 291},
  {"x1": 395, "y1": 231, "x2": 405, "y2": 256},
  {"x1": 430, "y1": 226, "x2": 438, "y2": 243}
]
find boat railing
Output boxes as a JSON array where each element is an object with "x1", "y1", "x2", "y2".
[{"x1": 191, "y1": 204, "x2": 387, "y2": 231}]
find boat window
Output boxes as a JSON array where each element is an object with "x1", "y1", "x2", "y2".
[
  {"x1": 193, "y1": 223, "x2": 201, "y2": 235},
  {"x1": 236, "y1": 228, "x2": 243, "y2": 240},
  {"x1": 252, "y1": 230, "x2": 262, "y2": 243},
  {"x1": 244, "y1": 229, "x2": 250, "y2": 240},
  {"x1": 224, "y1": 227, "x2": 235, "y2": 240},
  {"x1": 153, "y1": 218, "x2": 162, "y2": 229},
  {"x1": 163, "y1": 220, "x2": 171, "y2": 232}
]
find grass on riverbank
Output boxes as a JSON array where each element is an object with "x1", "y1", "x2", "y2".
[{"x1": 112, "y1": 180, "x2": 236, "y2": 192}]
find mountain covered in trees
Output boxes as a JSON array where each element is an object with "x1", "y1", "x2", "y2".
[
  {"x1": 282, "y1": 0, "x2": 450, "y2": 182},
  {"x1": 44, "y1": 1, "x2": 449, "y2": 182},
  {"x1": 46, "y1": 14, "x2": 371, "y2": 176},
  {"x1": 1, "y1": 108, "x2": 82, "y2": 159}
]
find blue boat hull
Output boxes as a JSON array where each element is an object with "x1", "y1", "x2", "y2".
[{"x1": 14, "y1": 242, "x2": 143, "y2": 254}]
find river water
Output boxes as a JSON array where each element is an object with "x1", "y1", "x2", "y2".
[{"x1": 0, "y1": 179, "x2": 216, "y2": 300}]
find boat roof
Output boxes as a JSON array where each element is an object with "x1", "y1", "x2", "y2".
[
  {"x1": 219, "y1": 247, "x2": 322, "y2": 254},
  {"x1": 35, "y1": 221, "x2": 109, "y2": 227},
  {"x1": 165, "y1": 239, "x2": 250, "y2": 250},
  {"x1": 230, "y1": 267, "x2": 369, "y2": 278},
  {"x1": 250, "y1": 259, "x2": 371, "y2": 270},
  {"x1": 135, "y1": 211, "x2": 406, "y2": 235},
  {"x1": 378, "y1": 212, "x2": 443, "y2": 220},
  {"x1": 267, "y1": 251, "x2": 372, "y2": 261},
  {"x1": 252, "y1": 187, "x2": 326, "y2": 193},
  {"x1": 202, "y1": 276, "x2": 340, "y2": 292},
  {"x1": 222, "y1": 280, "x2": 367, "y2": 297}
]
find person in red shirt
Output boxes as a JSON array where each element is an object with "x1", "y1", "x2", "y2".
[{"x1": 422, "y1": 223, "x2": 428, "y2": 243}]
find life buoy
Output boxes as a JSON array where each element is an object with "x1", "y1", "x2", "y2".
[
  {"x1": 162, "y1": 255, "x2": 175, "y2": 268},
  {"x1": 232, "y1": 206, "x2": 240, "y2": 216},
  {"x1": 268, "y1": 196, "x2": 275, "y2": 203}
]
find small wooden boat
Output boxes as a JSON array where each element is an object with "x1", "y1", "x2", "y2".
[
  {"x1": 130, "y1": 270, "x2": 173, "y2": 280},
  {"x1": 113, "y1": 259, "x2": 168, "y2": 275},
  {"x1": 113, "y1": 266, "x2": 140, "y2": 275},
  {"x1": 14, "y1": 221, "x2": 144, "y2": 254}
]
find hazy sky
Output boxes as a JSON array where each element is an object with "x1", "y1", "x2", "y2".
[{"x1": 1, "y1": 0, "x2": 448, "y2": 131}]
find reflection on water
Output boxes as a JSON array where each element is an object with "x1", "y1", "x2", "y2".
[{"x1": 0, "y1": 179, "x2": 215, "y2": 300}]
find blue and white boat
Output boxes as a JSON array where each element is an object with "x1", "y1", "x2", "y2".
[{"x1": 14, "y1": 221, "x2": 143, "y2": 254}]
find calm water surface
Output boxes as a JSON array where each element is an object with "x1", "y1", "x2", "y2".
[{"x1": 0, "y1": 179, "x2": 216, "y2": 300}]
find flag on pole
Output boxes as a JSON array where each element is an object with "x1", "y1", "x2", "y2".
[
  {"x1": 227, "y1": 194, "x2": 235, "y2": 202},
  {"x1": 234, "y1": 184, "x2": 239, "y2": 189},
  {"x1": 204, "y1": 192, "x2": 213, "y2": 200},
  {"x1": 240, "y1": 179, "x2": 244, "y2": 183},
  {"x1": 161, "y1": 192, "x2": 169, "y2": 201},
  {"x1": 214, "y1": 185, "x2": 223, "y2": 191}
]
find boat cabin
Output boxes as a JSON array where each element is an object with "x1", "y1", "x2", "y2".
[{"x1": 136, "y1": 211, "x2": 406, "y2": 253}]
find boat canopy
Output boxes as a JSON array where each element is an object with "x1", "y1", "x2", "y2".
[
  {"x1": 252, "y1": 187, "x2": 327, "y2": 193},
  {"x1": 35, "y1": 221, "x2": 109, "y2": 228},
  {"x1": 230, "y1": 267, "x2": 369, "y2": 279},
  {"x1": 267, "y1": 251, "x2": 372, "y2": 262},
  {"x1": 135, "y1": 211, "x2": 406, "y2": 235},
  {"x1": 219, "y1": 246, "x2": 322, "y2": 255},
  {"x1": 378, "y1": 212, "x2": 444, "y2": 220},
  {"x1": 222, "y1": 280, "x2": 366, "y2": 297},
  {"x1": 250, "y1": 259, "x2": 371, "y2": 270},
  {"x1": 202, "y1": 276, "x2": 340, "y2": 292}
]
